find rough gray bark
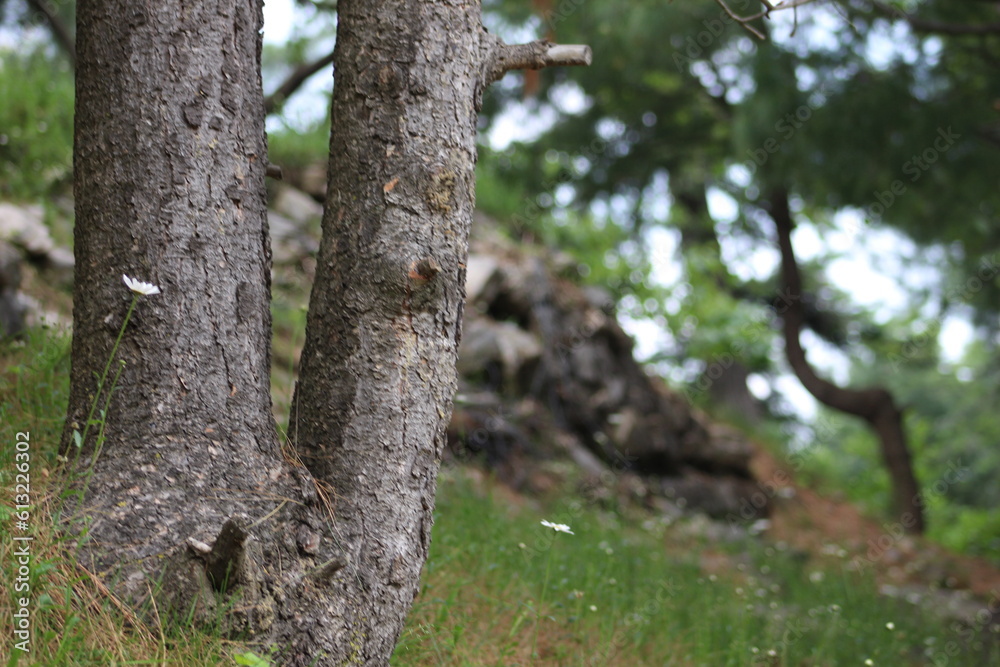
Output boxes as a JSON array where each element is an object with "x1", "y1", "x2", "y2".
[
  {"x1": 67, "y1": 0, "x2": 279, "y2": 502},
  {"x1": 64, "y1": 0, "x2": 299, "y2": 630},
  {"x1": 286, "y1": 1, "x2": 481, "y2": 659},
  {"x1": 66, "y1": 0, "x2": 589, "y2": 664},
  {"x1": 287, "y1": 2, "x2": 587, "y2": 662}
]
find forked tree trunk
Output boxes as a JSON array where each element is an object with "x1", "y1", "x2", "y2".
[
  {"x1": 768, "y1": 189, "x2": 925, "y2": 534},
  {"x1": 65, "y1": 0, "x2": 589, "y2": 664}
]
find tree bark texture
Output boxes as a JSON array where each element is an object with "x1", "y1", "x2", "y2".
[
  {"x1": 67, "y1": 0, "x2": 587, "y2": 663},
  {"x1": 769, "y1": 188, "x2": 925, "y2": 534},
  {"x1": 288, "y1": 0, "x2": 485, "y2": 661},
  {"x1": 288, "y1": 2, "x2": 586, "y2": 662},
  {"x1": 68, "y1": 0, "x2": 283, "y2": 557},
  {"x1": 66, "y1": 0, "x2": 318, "y2": 631}
]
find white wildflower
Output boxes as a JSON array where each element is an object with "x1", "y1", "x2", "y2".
[
  {"x1": 541, "y1": 520, "x2": 573, "y2": 535},
  {"x1": 123, "y1": 274, "x2": 161, "y2": 296}
]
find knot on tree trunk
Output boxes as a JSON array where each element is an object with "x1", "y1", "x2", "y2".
[{"x1": 159, "y1": 516, "x2": 275, "y2": 637}]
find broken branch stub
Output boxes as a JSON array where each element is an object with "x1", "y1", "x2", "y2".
[{"x1": 480, "y1": 35, "x2": 593, "y2": 92}]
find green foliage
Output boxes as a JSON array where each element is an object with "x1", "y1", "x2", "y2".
[
  {"x1": 932, "y1": 506, "x2": 1000, "y2": 561},
  {"x1": 0, "y1": 326, "x2": 71, "y2": 451},
  {"x1": 234, "y1": 650, "x2": 274, "y2": 666},
  {"x1": 736, "y1": 3, "x2": 1000, "y2": 318},
  {"x1": 473, "y1": 145, "x2": 533, "y2": 223},
  {"x1": 798, "y1": 411, "x2": 893, "y2": 517},
  {"x1": 267, "y1": 113, "x2": 330, "y2": 173},
  {"x1": 481, "y1": 1, "x2": 740, "y2": 213},
  {"x1": 0, "y1": 48, "x2": 74, "y2": 200},
  {"x1": 665, "y1": 243, "x2": 775, "y2": 372},
  {"x1": 476, "y1": 146, "x2": 663, "y2": 309}
]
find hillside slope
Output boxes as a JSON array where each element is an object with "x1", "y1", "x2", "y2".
[{"x1": 2, "y1": 190, "x2": 998, "y2": 664}]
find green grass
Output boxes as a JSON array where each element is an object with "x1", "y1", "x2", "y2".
[
  {"x1": 1, "y1": 327, "x2": 997, "y2": 666},
  {"x1": 395, "y1": 471, "x2": 996, "y2": 666},
  {"x1": 0, "y1": 329, "x2": 252, "y2": 665},
  {"x1": 0, "y1": 49, "x2": 74, "y2": 201}
]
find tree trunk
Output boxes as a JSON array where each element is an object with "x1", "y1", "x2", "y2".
[
  {"x1": 289, "y1": 1, "x2": 589, "y2": 660},
  {"x1": 768, "y1": 188, "x2": 925, "y2": 533},
  {"x1": 65, "y1": 0, "x2": 315, "y2": 639},
  {"x1": 286, "y1": 0, "x2": 483, "y2": 658},
  {"x1": 66, "y1": 0, "x2": 589, "y2": 664},
  {"x1": 66, "y1": 0, "x2": 283, "y2": 565}
]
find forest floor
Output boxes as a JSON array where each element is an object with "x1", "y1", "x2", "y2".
[
  {"x1": 3, "y1": 312, "x2": 999, "y2": 665},
  {"x1": 751, "y1": 447, "x2": 1000, "y2": 603},
  {"x1": 394, "y1": 453, "x2": 1000, "y2": 666}
]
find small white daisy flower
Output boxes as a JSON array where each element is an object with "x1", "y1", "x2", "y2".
[
  {"x1": 886, "y1": 622, "x2": 895, "y2": 630},
  {"x1": 123, "y1": 274, "x2": 161, "y2": 296},
  {"x1": 541, "y1": 520, "x2": 573, "y2": 534}
]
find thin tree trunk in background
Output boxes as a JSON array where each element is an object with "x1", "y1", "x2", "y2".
[
  {"x1": 673, "y1": 178, "x2": 764, "y2": 425},
  {"x1": 25, "y1": 0, "x2": 76, "y2": 65},
  {"x1": 769, "y1": 188, "x2": 925, "y2": 534},
  {"x1": 263, "y1": 48, "x2": 335, "y2": 115}
]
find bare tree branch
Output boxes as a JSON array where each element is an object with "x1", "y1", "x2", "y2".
[
  {"x1": 25, "y1": 0, "x2": 75, "y2": 66},
  {"x1": 481, "y1": 38, "x2": 592, "y2": 88},
  {"x1": 263, "y1": 49, "x2": 336, "y2": 116},
  {"x1": 716, "y1": 0, "x2": 766, "y2": 39},
  {"x1": 715, "y1": 0, "x2": 821, "y2": 39},
  {"x1": 711, "y1": 0, "x2": 1000, "y2": 41}
]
